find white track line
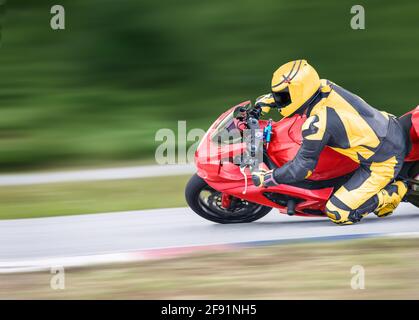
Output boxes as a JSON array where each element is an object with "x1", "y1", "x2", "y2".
[{"x1": 0, "y1": 164, "x2": 195, "y2": 186}]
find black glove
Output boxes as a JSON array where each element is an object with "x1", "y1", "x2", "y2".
[{"x1": 252, "y1": 170, "x2": 279, "y2": 188}]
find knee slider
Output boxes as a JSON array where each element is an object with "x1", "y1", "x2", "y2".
[
  {"x1": 325, "y1": 200, "x2": 351, "y2": 224},
  {"x1": 326, "y1": 197, "x2": 366, "y2": 225}
]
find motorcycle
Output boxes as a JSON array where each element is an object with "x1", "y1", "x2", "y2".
[{"x1": 185, "y1": 101, "x2": 419, "y2": 224}]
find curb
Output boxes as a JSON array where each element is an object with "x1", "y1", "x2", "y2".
[{"x1": 2, "y1": 232, "x2": 419, "y2": 274}]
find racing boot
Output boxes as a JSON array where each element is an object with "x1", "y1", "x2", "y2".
[{"x1": 374, "y1": 181, "x2": 408, "y2": 218}]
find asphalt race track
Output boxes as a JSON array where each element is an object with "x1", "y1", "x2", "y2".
[{"x1": 0, "y1": 203, "x2": 418, "y2": 263}]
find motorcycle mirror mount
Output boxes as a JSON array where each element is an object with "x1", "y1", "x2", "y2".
[{"x1": 233, "y1": 102, "x2": 252, "y2": 119}]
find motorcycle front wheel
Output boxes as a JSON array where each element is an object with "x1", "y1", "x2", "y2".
[{"x1": 185, "y1": 174, "x2": 272, "y2": 224}]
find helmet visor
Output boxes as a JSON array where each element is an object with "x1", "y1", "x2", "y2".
[{"x1": 272, "y1": 88, "x2": 292, "y2": 109}]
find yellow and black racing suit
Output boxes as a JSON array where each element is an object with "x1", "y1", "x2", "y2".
[{"x1": 271, "y1": 80, "x2": 408, "y2": 224}]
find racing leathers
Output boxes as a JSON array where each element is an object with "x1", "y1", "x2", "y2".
[{"x1": 253, "y1": 80, "x2": 408, "y2": 225}]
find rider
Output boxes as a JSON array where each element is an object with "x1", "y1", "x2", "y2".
[{"x1": 251, "y1": 59, "x2": 408, "y2": 225}]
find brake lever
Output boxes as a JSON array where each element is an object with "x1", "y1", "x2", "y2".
[{"x1": 239, "y1": 165, "x2": 248, "y2": 195}]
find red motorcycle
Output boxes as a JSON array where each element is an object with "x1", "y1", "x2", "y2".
[{"x1": 185, "y1": 101, "x2": 419, "y2": 224}]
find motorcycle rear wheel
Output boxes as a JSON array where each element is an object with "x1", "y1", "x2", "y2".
[
  {"x1": 185, "y1": 174, "x2": 272, "y2": 224},
  {"x1": 406, "y1": 162, "x2": 419, "y2": 207}
]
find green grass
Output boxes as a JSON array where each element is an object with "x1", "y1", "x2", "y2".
[
  {"x1": 2, "y1": 237, "x2": 419, "y2": 299},
  {"x1": 0, "y1": 175, "x2": 190, "y2": 219}
]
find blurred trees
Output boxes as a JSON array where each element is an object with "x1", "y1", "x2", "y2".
[{"x1": 0, "y1": 0, "x2": 418, "y2": 170}]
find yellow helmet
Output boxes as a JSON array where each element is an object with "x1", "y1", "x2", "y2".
[{"x1": 271, "y1": 59, "x2": 320, "y2": 117}]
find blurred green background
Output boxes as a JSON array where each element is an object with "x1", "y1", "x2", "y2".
[{"x1": 1, "y1": 0, "x2": 419, "y2": 172}]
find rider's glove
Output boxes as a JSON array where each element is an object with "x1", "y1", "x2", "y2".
[
  {"x1": 255, "y1": 94, "x2": 276, "y2": 114},
  {"x1": 248, "y1": 106, "x2": 262, "y2": 120},
  {"x1": 252, "y1": 169, "x2": 279, "y2": 188}
]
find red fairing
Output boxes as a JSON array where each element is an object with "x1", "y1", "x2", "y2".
[
  {"x1": 266, "y1": 115, "x2": 359, "y2": 180},
  {"x1": 194, "y1": 102, "x2": 418, "y2": 217},
  {"x1": 403, "y1": 106, "x2": 419, "y2": 162}
]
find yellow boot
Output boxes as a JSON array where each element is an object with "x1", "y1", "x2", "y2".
[{"x1": 374, "y1": 181, "x2": 408, "y2": 218}]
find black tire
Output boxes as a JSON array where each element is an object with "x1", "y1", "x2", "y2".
[
  {"x1": 185, "y1": 174, "x2": 272, "y2": 224},
  {"x1": 406, "y1": 161, "x2": 419, "y2": 208}
]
